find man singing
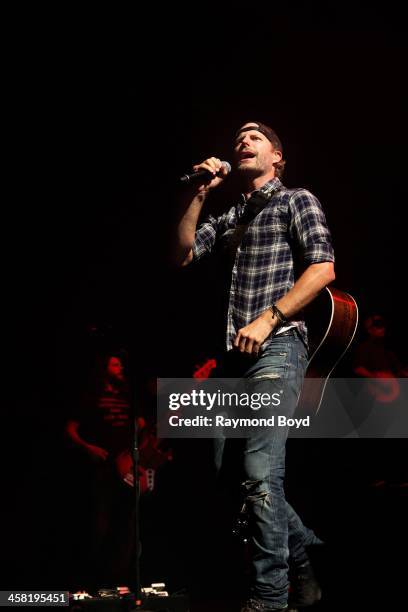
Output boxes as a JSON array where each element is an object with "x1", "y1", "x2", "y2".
[{"x1": 174, "y1": 121, "x2": 335, "y2": 611}]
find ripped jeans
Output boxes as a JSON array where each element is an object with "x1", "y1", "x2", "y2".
[{"x1": 214, "y1": 331, "x2": 318, "y2": 608}]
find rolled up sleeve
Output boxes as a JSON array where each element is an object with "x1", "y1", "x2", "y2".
[
  {"x1": 192, "y1": 215, "x2": 218, "y2": 261},
  {"x1": 289, "y1": 189, "x2": 335, "y2": 264},
  {"x1": 192, "y1": 210, "x2": 231, "y2": 261}
]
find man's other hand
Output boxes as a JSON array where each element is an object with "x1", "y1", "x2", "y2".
[{"x1": 234, "y1": 310, "x2": 277, "y2": 355}]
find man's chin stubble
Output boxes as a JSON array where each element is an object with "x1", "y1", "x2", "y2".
[{"x1": 238, "y1": 164, "x2": 263, "y2": 179}]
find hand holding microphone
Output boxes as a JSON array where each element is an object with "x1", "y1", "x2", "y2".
[{"x1": 180, "y1": 157, "x2": 231, "y2": 191}]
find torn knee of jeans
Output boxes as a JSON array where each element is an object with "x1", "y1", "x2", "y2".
[
  {"x1": 241, "y1": 479, "x2": 270, "y2": 506},
  {"x1": 253, "y1": 373, "x2": 281, "y2": 379}
]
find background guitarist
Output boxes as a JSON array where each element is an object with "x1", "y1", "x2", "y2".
[
  {"x1": 66, "y1": 353, "x2": 138, "y2": 589},
  {"x1": 351, "y1": 314, "x2": 407, "y2": 486},
  {"x1": 174, "y1": 121, "x2": 336, "y2": 612},
  {"x1": 353, "y1": 314, "x2": 407, "y2": 401}
]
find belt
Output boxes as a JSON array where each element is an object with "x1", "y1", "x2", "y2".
[{"x1": 275, "y1": 328, "x2": 297, "y2": 337}]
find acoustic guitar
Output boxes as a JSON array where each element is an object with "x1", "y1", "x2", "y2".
[{"x1": 297, "y1": 286, "x2": 358, "y2": 415}]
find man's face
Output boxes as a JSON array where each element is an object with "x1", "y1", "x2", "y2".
[
  {"x1": 107, "y1": 357, "x2": 124, "y2": 379},
  {"x1": 233, "y1": 123, "x2": 282, "y2": 178},
  {"x1": 367, "y1": 318, "x2": 386, "y2": 339}
]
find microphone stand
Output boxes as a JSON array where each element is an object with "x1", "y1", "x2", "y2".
[{"x1": 131, "y1": 412, "x2": 142, "y2": 606}]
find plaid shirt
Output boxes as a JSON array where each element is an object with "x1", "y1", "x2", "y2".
[{"x1": 192, "y1": 177, "x2": 335, "y2": 350}]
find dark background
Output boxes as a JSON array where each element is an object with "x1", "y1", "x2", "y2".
[{"x1": 3, "y1": 5, "x2": 407, "y2": 609}]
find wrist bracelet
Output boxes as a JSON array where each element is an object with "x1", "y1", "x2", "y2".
[{"x1": 270, "y1": 303, "x2": 288, "y2": 326}]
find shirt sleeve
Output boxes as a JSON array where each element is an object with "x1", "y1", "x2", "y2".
[
  {"x1": 192, "y1": 209, "x2": 232, "y2": 261},
  {"x1": 288, "y1": 189, "x2": 335, "y2": 264}
]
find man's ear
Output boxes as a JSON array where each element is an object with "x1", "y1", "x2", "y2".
[{"x1": 272, "y1": 149, "x2": 283, "y2": 164}]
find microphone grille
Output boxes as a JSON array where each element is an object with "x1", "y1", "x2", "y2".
[{"x1": 222, "y1": 161, "x2": 232, "y2": 174}]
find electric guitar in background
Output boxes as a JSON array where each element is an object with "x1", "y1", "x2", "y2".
[
  {"x1": 193, "y1": 358, "x2": 217, "y2": 380},
  {"x1": 116, "y1": 360, "x2": 218, "y2": 491},
  {"x1": 115, "y1": 432, "x2": 173, "y2": 493}
]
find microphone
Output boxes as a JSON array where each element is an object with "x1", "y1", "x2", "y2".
[{"x1": 180, "y1": 161, "x2": 231, "y2": 184}]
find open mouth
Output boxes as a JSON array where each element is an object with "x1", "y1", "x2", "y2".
[{"x1": 239, "y1": 151, "x2": 256, "y2": 161}]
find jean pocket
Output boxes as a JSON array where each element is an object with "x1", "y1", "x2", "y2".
[
  {"x1": 260, "y1": 339, "x2": 289, "y2": 357},
  {"x1": 249, "y1": 349, "x2": 289, "y2": 380}
]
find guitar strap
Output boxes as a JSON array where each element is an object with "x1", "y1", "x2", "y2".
[{"x1": 226, "y1": 187, "x2": 282, "y2": 262}]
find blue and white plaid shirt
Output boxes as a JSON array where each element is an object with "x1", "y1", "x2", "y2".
[{"x1": 192, "y1": 177, "x2": 335, "y2": 350}]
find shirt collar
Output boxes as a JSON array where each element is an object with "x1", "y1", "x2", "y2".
[{"x1": 237, "y1": 177, "x2": 283, "y2": 213}]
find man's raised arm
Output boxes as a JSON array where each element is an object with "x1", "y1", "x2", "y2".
[{"x1": 173, "y1": 157, "x2": 228, "y2": 267}]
